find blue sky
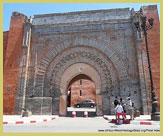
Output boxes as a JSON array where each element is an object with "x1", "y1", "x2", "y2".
[{"x1": 3, "y1": 3, "x2": 160, "y2": 31}]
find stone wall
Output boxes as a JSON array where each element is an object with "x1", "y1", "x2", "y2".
[
  {"x1": 24, "y1": 7, "x2": 141, "y2": 115},
  {"x1": 3, "y1": 5, "x2": 160, "y2": 116}
]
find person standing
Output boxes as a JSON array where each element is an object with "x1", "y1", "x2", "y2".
[
  {"x1": 120, "y1": 98, "x2": 126, "y2": 113},
  {"x1": 126, "y1": 97, "x2": 134, "y2": 120},
  {"x1": 114, "y1": 96, "x2": 119, "y2": 108},
  {"x1": 115, "y1": 102, "x2": 126, "y2": 124},
  {"x1": 113, "y1": 96, "x2": 119, "y2": 120}
]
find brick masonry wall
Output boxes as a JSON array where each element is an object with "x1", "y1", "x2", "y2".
[
  {"x1": 70, "y1": 79, "x2": 96, "y2": 107},
  {"x1": 3, "y1": 5, "x2": 160, "y2": 115},
  {"x1": 142, "y1": 5, "x2": 160, "y2": 108},
  {"x1": 3, "y1": 13, "x2": 27, "y2": 114}
]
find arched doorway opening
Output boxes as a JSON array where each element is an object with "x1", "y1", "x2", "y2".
[
  {"x1": 59, "y1": 63, "x2": 102, "y2": 116},
  {"x1": 67, "y1": 74, "x2": 96, "y2": 115}
]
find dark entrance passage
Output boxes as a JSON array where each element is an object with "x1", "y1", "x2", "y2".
[{"x1": 67, "y1": 88, "x2": 71, "y2": 107}]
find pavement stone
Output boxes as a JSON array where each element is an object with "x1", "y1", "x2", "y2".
[
  {"x1": 103, "y1": 115, "x2": 160, "y2": 125},
  {"x1": 3, "y1": 115, "x2": 160, "y2": 126},
  {"x1": 3, "y1": 115, "x2": 58, "y2": 125}
]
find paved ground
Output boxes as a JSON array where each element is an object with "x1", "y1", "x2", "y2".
[
  {"x1": 3, "y1": 115, "x2": 58, "y2": 122},
  {"x1": 67, "y1": 107, "x2": 96, "y2": 112},
  {"x1": 3, "y1": 115, "x2": 160, "y2": 133}
]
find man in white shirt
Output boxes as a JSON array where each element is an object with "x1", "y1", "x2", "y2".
[
  {"x1": 126, "y1": 97, "x2": 134, "y2": 120},
  {"x1": 126, "y1": 97, "x2": 132, "y2": 106},
  {"x1": 115, "y1": 102, "x2": 126, "y2": 124}
]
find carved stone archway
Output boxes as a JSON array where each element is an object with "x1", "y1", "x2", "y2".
[
  {"x1": 59, "y1": 63, "x2": 102, "y2": 116},
  {"x1": 34, "y1": 45, "x2": 123, "y2": 115},
  {"x1": 33, "y1": 36, "x2": 129, "y2": 115},
  {"x1": 42, "y1": 46, "x2": 120, "y2": 115},
  {"x1": 36, "y1": 37, "x2": 128, "y2": 98}
]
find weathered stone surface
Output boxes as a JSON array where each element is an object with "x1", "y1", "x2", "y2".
[
  {"x1": 3, "y1": 5, "x2": 160, "y2": 116},
  {"x1": 96, "y1": 95, "x2": 103, "y2": 116},
  {"x1": 25, "y1": 97, "x2": 52, "y2": 115},
  {"x1": 32, "y1": 8, "x2": 131, "y2": 26},
  {"x1": 59, "y1": 95, "x2": 67, "y2": 116}
]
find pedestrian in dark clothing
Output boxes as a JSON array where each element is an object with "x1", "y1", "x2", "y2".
[
  {"x1": 113, "y1": 96, "x2": 119, "y2": 120},
  {"x1": 120, "y1": 98, "x2": 126, "y2": 113},
  {"x1": 114, "y1": 96, "x2": 119, "y2": 108}
]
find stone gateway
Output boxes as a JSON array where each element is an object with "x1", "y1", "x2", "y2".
[{"x1": 3, "y1": 5, "x2": 160, "y2": 116}]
